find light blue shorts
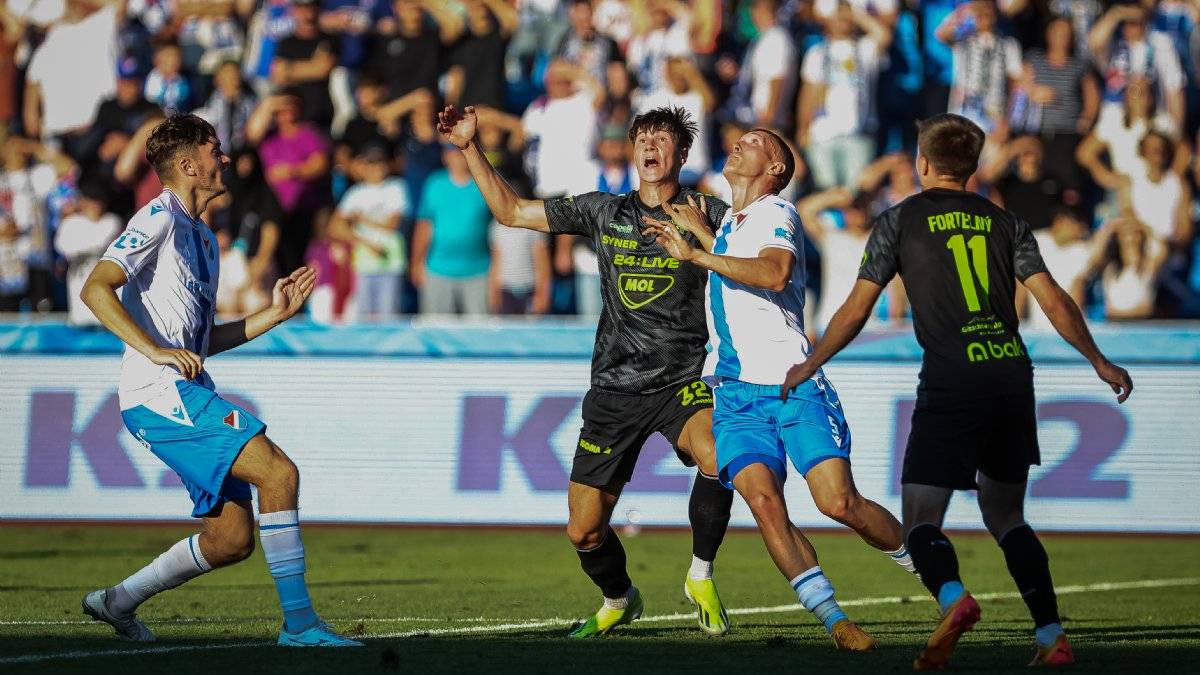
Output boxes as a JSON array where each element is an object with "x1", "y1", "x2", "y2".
[
  {"x1": 714, "y1": 375, "x2": 851, "y2": 488},
  {"x1": 122, "y1": 381, "x2": 265, "y2": 517}
]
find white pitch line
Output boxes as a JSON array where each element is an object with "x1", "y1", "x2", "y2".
[{"x1": 3, "y1": 576, "x2": 1197, "y2": 664}]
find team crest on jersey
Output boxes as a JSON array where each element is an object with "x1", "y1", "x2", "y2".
[
  {"x1": 223, "y1": 410, "x2": 243, "y2": 430},
  {"x1": 617, "y1": 273, "x2": 674, "y2": 309}
]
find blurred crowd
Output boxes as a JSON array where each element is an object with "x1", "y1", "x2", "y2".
[{"x1": 2, "y1": 0, "x2": 1200, "y2": 327}]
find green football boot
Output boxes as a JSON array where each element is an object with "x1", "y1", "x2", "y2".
[
  {"x1": 684, "y1": 576, "x2": 730, "y2": 636},
  {"x1": 567, "y1": 587, "x2": 644, "y2": 638}
]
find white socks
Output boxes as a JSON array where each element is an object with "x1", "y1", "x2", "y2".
[
  {"x1": 603, "y1": 585, "x2": 637, "y2": 610},
  {"x1": 688, "y1": 555, "x2": 713, "y2": 581},
  {"x1": 109, "y1": 535, "x2": 212, "y2": 616},
  {"x1": 886, "y1": 545, "x2": 917, "y2": 574}
]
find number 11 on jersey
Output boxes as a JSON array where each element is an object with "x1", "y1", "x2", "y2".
[{"x1": 946, "y1": 234, "x2": 990, "y2": 312}]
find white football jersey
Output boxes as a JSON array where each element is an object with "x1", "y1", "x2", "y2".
[
  {"x1": 101, "y1": 189, "x2": 219, "y2": 411},
  {"x1": 703, "y1": 194, "x2": 812, "y2": 386}
]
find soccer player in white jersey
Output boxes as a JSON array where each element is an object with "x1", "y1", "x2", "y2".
[
  {"x1": 79, "y1": 114, "x2": 361, "y2": 647},
  {"x1": 643, "y1": 129, "x2": 916, "y2": 651}
]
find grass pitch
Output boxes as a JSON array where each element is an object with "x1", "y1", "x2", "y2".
[{"x1": 1, "y1": 524, "x2": 1197, "y2": 673}]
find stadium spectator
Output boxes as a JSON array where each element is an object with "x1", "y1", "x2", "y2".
[
  {"x1": 1076, "y1": 76, "x2": 1181, "y2": 194},
  {"x1": 1123, "y1": 130, "x2": 1193, "y2": 248},
  {"x1": 306, "y1": 215, "x2": 356, "y2": 324},
  {"x1": 0, "y1": 209, "x2": 30, "y2": 311},
  {"x1": 980, "y1": 135, "x2": 1064, "y2": 229},
  {"x1": 241, "y1": 0, "x2": 295, "y2": 98},
  {"x1": 22, "y1": 0, "x2": 123, "y2": 155},
  {"x1": 113, "y1": 114, "x2": 167, "y2": 211},
  {"x1": 626, "y1": 0, "x2": 692, "y2": 96},
  {"x1": 210, "y1": 148, "x2": 282, "y2": 317},
  {"x1": 1015, "y1": 15, "x2": 1098, "y2": 197},
  {"x1": 330, "y1": 142, "x2": 409, "y2": 320},
  {"x1": 937, "y1": 0, "x2": 1022, "y2": 141},
  {"x1": 372, "y1": 0, "x2": 463, "y2": 102},
  {"x1": 1090, "y1": 214, "x2": 1169, "y2": 320},
  {"x1": 727, "y1": 0, "x2": 795, "y2": 131},
  {"x1": 90, "y1": 56, "x2": 160, "y2": 167},
  {"x1": 522, "y1": 59, "x2": 604, "y2": 199},
  {"x1": 637, "y1": 56, "x2": 715, "y2": 185},
  {"x1": 318, "y1": 0, "x2": 393, "y2": 135},
  {"x1": 447, "y1": 0, "x2": 519, "y2": 111},
  {"x1": 0, "y1": 5, "x2": 21, "y2": 140},
  {"x1": 412, "y1": 145, "x2": 492, "y2": 316},
  {"x1": 271, "y1": 0, "x2": 337, "y2": 130},
  {"x1": 798, "y1": 186, "x2": 876, "y2": 333},
  {"x1": 53, "y1": 178, "x2": 121, "y2": 326},
  {"x1": 797, "y1": 1, "x2": 891, "y2": 191},
  {"x1": 489, "y1": 222, "x2": 551, "y2": 315},
  {"x1": 556, "y1": 0, "x2": 625, "y2": 90},
  {"x1": 196, "y1": 59, "x2": 259, "y2": 155},
  {"x1": 1048, "y1": 0, "x2": 1103, "y2": 61},
  {"x1": 248, "y1": 92, "x2": 333, "y2": 277},
  {"x1": 1089, "y1": 2, "x2": 1185, "y2": 133},
  {"x1": 144, "y1": 42, "x2": 193, "y2": 113},
  {"x1": 1024, "y1": 207, "x2": 1093, "y2": 330},
  {"x1": 175, "y1": 0, "x2": 245, "y2": 105},
  {"x1": 856, "y1": 151, "x2": 919, "y2": 215}
]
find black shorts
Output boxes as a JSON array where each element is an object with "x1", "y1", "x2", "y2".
[
  {"x1": 570, "y1": 379, "x2": 713, "y2": 488},
  {"x1": 901, "y1": 390, "x2": 1041, "y2": 490}
]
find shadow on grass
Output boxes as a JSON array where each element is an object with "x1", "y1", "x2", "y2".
[{"x1": 0, "y1": 578, "x2": 438, "y2": 593}]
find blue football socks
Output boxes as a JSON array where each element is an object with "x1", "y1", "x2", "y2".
[{"x1": 259, "y1": 510, "x2": 319, "y2": 633}]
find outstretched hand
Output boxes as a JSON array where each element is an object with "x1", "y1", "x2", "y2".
[
  {"x1": 271, "y1": 266, "x2": 317, "y2": 322},
  {"x1": 436, "y1": 105, "x2": 477, "y2": 149},
  {"x1": 642, "y1": 215, "x2": 698, "y2": 261}
]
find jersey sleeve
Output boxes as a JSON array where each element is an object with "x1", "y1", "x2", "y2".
[
  {"x1": 1012, "y1": 216, "x2": 1049, "y2": 281},
  {"x1": 100, "y1": 209, "x2": 173, "y2": 281},
  {"x1": 857, "y1": 206, "x2": 902, "y2": 286},
  {"x1": 544, "y1": 191, "x2": 616, "y2": 236},
  {"x1": 756, "y1": 203, "x2": 801, "y2": 256}
]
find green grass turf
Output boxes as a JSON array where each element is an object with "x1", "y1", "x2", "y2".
[{"x1": 0, "y1": 525, "x2": 1197, "y2": 673}]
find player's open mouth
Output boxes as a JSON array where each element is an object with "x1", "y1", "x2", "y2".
[{"x1": 643, "y1": 158, "x2": 660, "y2": 169}]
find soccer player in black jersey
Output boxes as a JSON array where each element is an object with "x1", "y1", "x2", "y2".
[
  {"x1": 437, "y1": 103, "x2": 735, "y2": 637},
  {"x1": 781, "y1": 114, "x2": 1132, "y2": 670}
]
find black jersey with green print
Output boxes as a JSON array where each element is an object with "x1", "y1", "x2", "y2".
[
  {"x1": 545, "y1": 188, "x2": 729, "y2": 395},
  {"x1": 858, "y1": 187, "x2": 1049, "y2": 399}
]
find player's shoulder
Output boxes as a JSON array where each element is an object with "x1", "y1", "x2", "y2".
[{"x1": 127, "y1": 193, "x2": 179, "y2": 236}]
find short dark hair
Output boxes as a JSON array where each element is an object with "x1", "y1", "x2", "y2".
[
  {"x1": 1138, "y1": 130, "x2": 1174, "y2": 166},
  {"x1": 750, "y1": 127, "x2": 795, "y2": 193},
  {"x1": 627, "y1": 106, "x2": 697, "y2": 154},
  {"x1": 145, "y1": 114, "x2": 218, "y2": 179},
  {"x1": 916, "y1": 114, "x2": 985, "y2": 182}
]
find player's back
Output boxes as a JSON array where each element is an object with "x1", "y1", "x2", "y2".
[
  {"x1": 862, "y1": 188, "x2": 1047, "y2": 399},
  {"x1": 100, "y1": 189, "x2": 220, "y2": 409}
]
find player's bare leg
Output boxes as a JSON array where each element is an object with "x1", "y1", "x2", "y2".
[
  {"x1": 675, "y1": 409, "x2": 733, "y2": 635},
  {"x1": 904, "y1": 483, "x2": 980, "y2": 670},
  {"x1": 977, "y1": 474, "x2": 1071, "y2": 666},
  {"x1": 229, "y1": 435, "x2": 362, "y2": 647},
  {"x1": 82, "y1": 499, "x2": 255, "y2": 642},
  {"x1": 805, "y1": 458, "x2": 916, "y2": 575},
  {"x1": 566, "y1": 480, "x2": 643, "y2": 637},
  {"x1": 733, "y1": 463, "x2": 875, "y2": 651}
]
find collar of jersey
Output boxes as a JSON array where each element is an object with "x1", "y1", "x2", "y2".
[{"x1": 161, "y1": 188, "x2": 203, "y2": 229}]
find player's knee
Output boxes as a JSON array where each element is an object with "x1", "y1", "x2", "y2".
[
  {"x1": 744, "y1": 489, "x2": 786, "y2": 523},
  {"x1": 981, "y1": 509, "x2": 1024, "y2": 541},
  {"x1": 208, "y1": 529, "x2": 255, "y2": 566},
  {"x1": 815, "y1": 492, "x2": 856, "y2": 523},
  {"x1": 565, "y1": 521, "x2": 605, "y2": 550},
  {"x1": 265, "y1": 449, "x2": 299, "y2": 496}
]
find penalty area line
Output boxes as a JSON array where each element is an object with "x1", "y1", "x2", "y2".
[{"x1": 3, "y1": 576, "x2": 1197, "y2": 663}]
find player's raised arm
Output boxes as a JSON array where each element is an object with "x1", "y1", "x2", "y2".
[
  {"x1": 436, "y1": 104, "x2": 550, "y2": 232},
  {"x1": 1021, "y1": 272, "x2": 1132, "y2": 402},
  {"x1": 207, "y1": 266, "x2": 317, "y2": 357},
  {"x1": 82, "y1": 260, "x2": 203, "y2": 381}
]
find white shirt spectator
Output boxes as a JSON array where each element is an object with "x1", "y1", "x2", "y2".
[
  {"x1": 802, "y1": 37, "x2": 884, "y2": 143},
  {"x1": 25, "y1": 3, "x2": 120, "y2": 137},
  {"x1": 814, "y1": 213, "x2": 869, "y2": 331},
  {"x1": 747, "y1": 25, "x2": 796, "y2": 126},
  {"x1": 703, "y1": 195, "x2": 810, "y2": 386},
  {"x1": 593, "y1": 0, "x2": 633, "y2": 44},
  {"x1": 1103, "y1": 263, "x2": 1157, "y2": 316},
  {"x1": 813, "y1": 0, "x2": 897, "y2": 19},
  {"x1": 636, "y1": 88, "x2": 710, "y2": 176},
  {"x1": 490, "y1": 222, "x2": 543, "y2": 293},
  {"x1": 6, "y1": 0, "x2": 65, "y2": 26},
  {"x1": 1099, "y1": 32, "x2": 1183, "y2": 110},
  {"x1": 522, "y1": 90, "x2": 598, "y2": 197},
  {"x1": 626, "y1": 17, "x2": 690, "y2": 94},
  {"x1": 55, "y1": 211, "x2": 122, "y2": 325},
  {"x1": 0, "y1": 163, "x2": 57, "y2": 234},
  {"x1": 337, "y1": 178, "x2": 409, "y2": 274},
  {"x1": 1129, "y1": 171, "x2": 1184, "y2": 241},
  {"x1": 1028, "y1": 230, "x2": 1091, "y2": 330},
  {"x1": 1093, "y1": 105, "x2": 1176, "y2": 177}
]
